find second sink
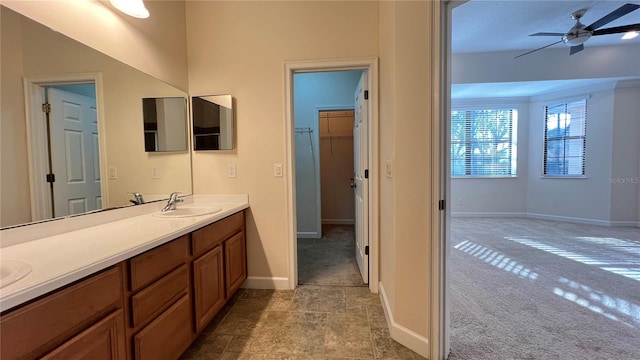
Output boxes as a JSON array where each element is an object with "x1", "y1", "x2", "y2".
[
  {"x1": 1, "y1": 259, "x2": 33, "y2": 288},
  {"x1": 153, "y1": 206, "x2": 222, "y2": 218}
]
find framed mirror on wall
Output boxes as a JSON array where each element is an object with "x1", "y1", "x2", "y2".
[
  {"x1": 192, "y1": 95, "x2": 234, "y2": 150},
  {"x1": 143, "y1": 97, "x2": 189, "y2": 152}
]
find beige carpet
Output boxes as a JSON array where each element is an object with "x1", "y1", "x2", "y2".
[
  {"x1": 449, "y1": 217, "x2": 640, "y2": 360},
  {"x1": 297, "y1": 224, "x2": 367, "y2": 287}
]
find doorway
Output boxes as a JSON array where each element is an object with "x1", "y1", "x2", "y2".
[
  {"x1": 24, "y1": 74, "x2": 106, "y2": 222},
  {"x1": 284, "y1": 58, "x2": 379, "y2": 293},
  {"x1": 293, "y1": 71, "x2": 365, "y2": 287}
]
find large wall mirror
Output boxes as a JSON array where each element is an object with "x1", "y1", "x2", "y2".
[
  {"x1": 192, "y1": 95, "x2": 234, "y2": 150},
  {"x1": 0, "y1": 6, "x2": 192, "y2": 228}
]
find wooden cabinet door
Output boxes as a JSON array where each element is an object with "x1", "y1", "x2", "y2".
[
  {"x1": 133, "y1": 294, "x2": 192, "y2": 360},
  {"x1": 192, "y1": 245, "x2": 225, "y2": 332},
  {"x1": 41, "y1": 310, "x2": 126, "y2": 360},
  {"x1": 224, "y1": 232, "x2": 247, "y2": 297}
]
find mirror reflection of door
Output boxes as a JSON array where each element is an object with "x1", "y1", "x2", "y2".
[{"x1": 46, "y1": 85, "x2": 101, "y2": 217}]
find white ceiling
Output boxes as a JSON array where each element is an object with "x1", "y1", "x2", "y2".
[
  {"x1": 452, "y1": 0, "x2": 640, "y2": 54},
  {"x1": 451, "y1": 1, "x2": 640, "y2": 98}
]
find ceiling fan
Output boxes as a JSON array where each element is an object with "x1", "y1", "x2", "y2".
[{"x1": 515, "y1": 3, "x2": 640, "y2": 58}]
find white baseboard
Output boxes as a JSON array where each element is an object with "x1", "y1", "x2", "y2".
[
  {"x1": 451, "y1": 212, "x2": 526, "y2": 218},
  {"x1": 526, "y1": 213, "x2": 622, "y2": 227},
  {"x1": 452, "y1": 211, "x2": 640, "y2": 227},
  {"x1": 378, "y1": 282, "x2": 429, "y2": 358},
  {"x1": 241, "y1": 276, "x2": 292, "y2": 290},
  {"x1": 321, "y1": 218, "x2": 355, "y2": 225},
  {"x1": 297, "y1": 232, "x2": 319, "y2": 239}
]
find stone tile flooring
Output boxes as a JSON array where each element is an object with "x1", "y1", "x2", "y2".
[{"x1": 181, "y1": 287, "x2": 423, "y2": 359}]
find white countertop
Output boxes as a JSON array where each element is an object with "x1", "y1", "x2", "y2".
[{"x1": 0, "y1": 194, "x2": 249, "y2": 312}]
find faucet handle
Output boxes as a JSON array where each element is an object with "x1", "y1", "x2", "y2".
[{"x1": 128, "y1": 192, "x2": 144, "y2": 205}]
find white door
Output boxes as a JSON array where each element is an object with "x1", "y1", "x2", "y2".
[
  {"x1": 48, "y1": 87, "x2": 101, "y2": 217},
  {"x1": 354, "y1": 72, "x2": 369, "y2": 284}
]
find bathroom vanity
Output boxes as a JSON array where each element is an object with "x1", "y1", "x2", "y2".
[{"x1": 0, "y1": 195, "x2": 248, "y2": 360}]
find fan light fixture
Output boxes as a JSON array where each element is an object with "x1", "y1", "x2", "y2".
[
  {"x1": 109, "y1": 0, "x2": 149, "y2": 19},
  {"x1": 621, "y1": 31, "x2": 639, "y2": 39}
]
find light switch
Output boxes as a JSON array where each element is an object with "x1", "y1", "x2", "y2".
[
  {"x1": 274, "y1": 163, "x2": 283, "y2": 177},
  {"x1": 109, "y1": 166, "x2": 118, "y2": 180},
  {"x1": 151, "y1": 166, "x2": 160, "y2": 179},
  {"x1": 227, "y1": 164, "x2": 237, "y2": 178},
  {"x1": 386, "y1": 160, "x2": 393, "y2": 178}
]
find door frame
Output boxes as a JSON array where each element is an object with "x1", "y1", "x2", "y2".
[
  {"x1": 284, "y1": 57, "x2": 379, "y2": 292},
  {"x1": 23, "y1": 73, "x2": 107, "y2": 221}
]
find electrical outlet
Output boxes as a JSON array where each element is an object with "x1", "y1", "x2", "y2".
[
  {"x1": 458, "y1": 199, "x2": 463, "y2": 206},
  {"x1": 385, "y1": 160, "x2": 393, "y2": 178},
  {"x1": 274, "y1": 163, "x2": 283, "y2": 177},
  {"x1": 108, "y1": 166, "x2": 118, "y2": 180},
  {"x1": 227, "y1": 164, "x2": 237, "y2": 178}
]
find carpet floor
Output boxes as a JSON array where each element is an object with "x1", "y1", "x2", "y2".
[
  {"x1": 449, "y1": 217, "x2": 640, "y2": 360},
  {"x1": 297, "y1": 224, "x2": 367, "y2": 287}
]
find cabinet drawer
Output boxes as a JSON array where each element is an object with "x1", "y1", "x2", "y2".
[
  {"x1": 129, "y1": 235, "x2": 188, "y2": 292},
  {"x1": 133, "y1": 294, "x2": 193, "y2": 360},
  {"x1": 130, "y1": 264, "x2": 188, "y2": 328},
  {"x1": 41, "y1": 309, "x2": 126, "y2": 360},
  {"x1": 0, "y1": 265, "x2": 124, "y2": 360},
  {"x1": 192, "y1": 212, "x2": 244, "y2": 256}
]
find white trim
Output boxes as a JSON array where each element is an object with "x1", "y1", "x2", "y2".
[
  {"x1": 23, "y1": 73, "x2": 108, "y2": 221},
  {"x1": 284, "y1": 57, "x2": 380, "y2": 294},
  {"x1": 451, "y1": 212, "x2": 527, "y2": 218},
  {"x1": 296, "y1": 232, "x2": 320, "y2": 239},
  {"x1": 451, "y1": 212, "x2": 639, "y2": 227},
  {"x1": 379, "y1": 282, "x2": 430, "y2": 358},
  {"x1": 241, "y1": 276, "x2": 291, "y2": 290},
  {"x1": 527, "y1": 213, "x2": 637, "y2": 227},
  {"x1": 322, "y1": 219, "x2": 355, "y2": 225}
]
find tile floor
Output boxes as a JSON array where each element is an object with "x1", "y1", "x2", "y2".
[
  {"x1": 181, "y1": 224, "x2": 422, "y2": 359},
  {"x1": 181, "y1": 287, "x2": 423, "y2": 359}
]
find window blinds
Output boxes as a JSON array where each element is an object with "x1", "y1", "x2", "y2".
[
  {"x1": 451, "y1": 108, "x2": 517, "y2": 176},
  {"x1": 543, "y1": 99, "x2": 587, "y2": 176}
]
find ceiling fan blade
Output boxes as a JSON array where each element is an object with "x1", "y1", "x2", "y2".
[
  {"x1": 593, "y1": 23, "x2": 640, "y2": 36},
  {"x1": 585, "y1": 3, "x2": 640, "y2": 31},
  {"x1": 569, "y1": 44, "x2": 584, "y2": 55},
  {"x1": 530, "y1": 32, "x2": 565, "y2": 37},
  {"x1": 514, "y1": 40, "x2": 564, "y2": 59}
]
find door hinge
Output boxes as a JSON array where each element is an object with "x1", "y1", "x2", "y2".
[
  {"x1": 364, "y1": 90, "x2": 369, "y2": 100},
  {"x1": 42, "y1": 103, "x2": 51, "y2": 114},
  {"x1": 364, "y1": 169, "x2": 369, "y2": 179},
  {"x1": 438, "y1": 199, "x2": 445, "y2": 211},
  {"x1": 365, "y1": 245, "x2": 369, "y2": 256},
  {"x1": 46, "y1": 173, "x2": 56, "y2": 183}
]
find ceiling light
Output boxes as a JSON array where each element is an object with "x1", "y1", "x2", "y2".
[
  {"x1": 109, "y1": 0, "x2": 149, "y2": 19},
  {"x1": 621, "y1": 31, "x2": 639, "y2": 40}
]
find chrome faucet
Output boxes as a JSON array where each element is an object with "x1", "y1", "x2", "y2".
[
  {"x1": 129, "y1": 192, "x2": 145, "y2": 205},
  {"x1": 161, "y1": 192, "x2": 183, "y2": 212}
]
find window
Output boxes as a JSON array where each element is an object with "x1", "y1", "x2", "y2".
[
  {"x1": 451, "y1": 108, "x2": 517, "y2": 176},
  {"x1": 543, "y1": 99, "x2": 587, "y2": 176}
]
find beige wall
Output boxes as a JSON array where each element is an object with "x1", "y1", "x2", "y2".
[
  {"x1": 1, "y1": 7, "x2": 30, "y2": 226},
  {"x1": 379, "y1": 0, "x2": 438, "y2": 350},
  {"x1": 186, "y1": 0, "x2": 379, "y2": 282},
  {"x1": 1, "y1": 0, "x2": 189, "y2": 91}
]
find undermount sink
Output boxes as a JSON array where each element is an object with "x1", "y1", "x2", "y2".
[
  {"x1": 153, "y1": 206, "x2": 222, "y2": 218},
  {"x1": 1, "y1": 259, "x2": 33, "y2": 288}
]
